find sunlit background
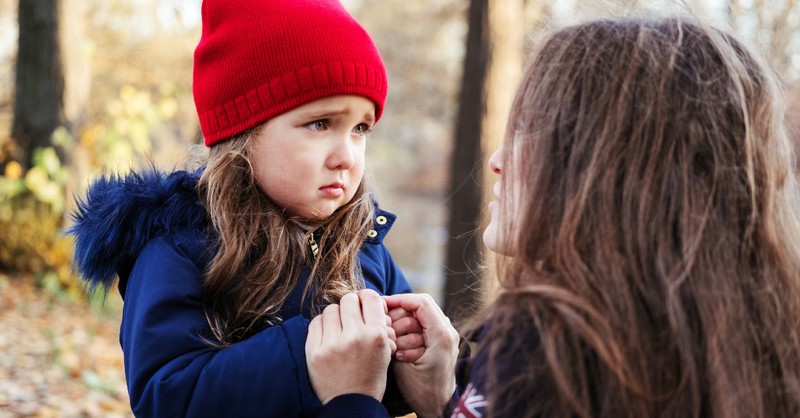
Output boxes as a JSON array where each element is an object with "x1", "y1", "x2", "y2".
[{"x1": 0, "y1": 0, "x2": 798, "y2": 415}]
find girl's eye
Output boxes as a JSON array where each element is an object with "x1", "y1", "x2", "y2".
[
  {"x1": 354, "y1": 123, "x2": 372, "y2": 136},
  {"x1": 307, "y1": 120, "x2": 328, "y2": 132}
]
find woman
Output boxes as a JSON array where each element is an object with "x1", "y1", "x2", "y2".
[{"x1": 466, "y1": 15, "x2": 800, "y2": 418}]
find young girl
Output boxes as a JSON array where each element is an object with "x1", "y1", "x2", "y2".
[
  {"x1": 463, "y1": 15, "x2": 800, "y2": 418},
  {"x1": 68, "y1": 0, "x2": 417, "y2": 416},
  {"x1": 311, "y1": 13, "x2": 800, "y2": 418}
]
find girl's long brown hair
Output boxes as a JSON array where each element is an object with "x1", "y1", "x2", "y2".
[
  {"x1": 197, "y1": 128, "x2": 373, "y2": 346},
  {"x1": 472, "y1": 16, "x2": 800, "y2": 418}
]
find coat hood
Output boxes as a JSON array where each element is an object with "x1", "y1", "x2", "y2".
[{"x1": 68, "y1": 169, "x2": 208, "y2": 293}]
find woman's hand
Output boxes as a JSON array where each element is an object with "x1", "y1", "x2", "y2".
[
  {"x1": 384, "y1": 293, "x2": 460, "y2": 418},
  {"x1": 305, "y1": 289, "x2": 396, "y2": 405}
]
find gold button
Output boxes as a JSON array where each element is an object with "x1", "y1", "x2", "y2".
[
  {"x1": 367, "y1": 230, "x2": 378, "y2": 238},
  {"x1": 376, "y1": 215, "x2": 387, "y2": 225}
]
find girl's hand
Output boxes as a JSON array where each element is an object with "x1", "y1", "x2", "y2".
[
  {"x1": 305, "y1": 289, "x2": 395, "y2": 405},
  {"x1": 388, "y1": 306, "x2": 425, "y2": 363}
]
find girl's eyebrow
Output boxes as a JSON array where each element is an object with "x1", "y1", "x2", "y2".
[{"x1": 296, "y1": 107, "x2": 376, "y2": 123}]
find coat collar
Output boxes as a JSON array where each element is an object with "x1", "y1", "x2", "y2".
[{"x1": 365, "y1": 208, "x2": 397, "y2": 244}]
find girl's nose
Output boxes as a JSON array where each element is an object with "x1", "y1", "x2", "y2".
[
  {"x1": 488, "y1": 146, "x2": 504, "y2": 174},
  {"x1": 328, "y1": 134, "x2": 356, "y2": 170}
]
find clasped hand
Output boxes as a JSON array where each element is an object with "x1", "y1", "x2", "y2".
[
  {"x1": 305, "y1": 289, "x2": 396, "y2": 404},
  {"x1": 305, "y1": 289, "x2": 459, "y2": 417}
]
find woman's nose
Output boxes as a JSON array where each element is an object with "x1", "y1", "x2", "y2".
[{"x1": 488, "y1": 146, "x2": 503, "y2": 174}]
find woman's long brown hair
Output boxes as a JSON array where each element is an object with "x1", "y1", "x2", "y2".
[
  {"x1": 472, "y1": 16, "x2": 800, "y2": 418},
  {"x1": 197, "y1": 128, "x2": 373, "y2": 346}
]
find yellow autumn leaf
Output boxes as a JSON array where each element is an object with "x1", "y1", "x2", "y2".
[{"x1": 4, "y1": 161, "x2": 22, "y2": 180}]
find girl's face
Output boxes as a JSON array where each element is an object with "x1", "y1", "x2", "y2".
[
  {"x1": 484, "y1": 145, "x2": 506, "y2": 254},
  {"x1": 250, "y1": 95, "x2": 374, "y2": 220}
]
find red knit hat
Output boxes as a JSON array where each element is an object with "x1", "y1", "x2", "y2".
[{"x1": 193, "y1": 0, "x2": 388, "y2": 147}]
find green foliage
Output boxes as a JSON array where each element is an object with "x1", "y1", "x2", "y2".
[
  {"x1": 0, "y1": 82, "x2": 181, "y2": 300},
  {"x1": 0, "y1": 148, "x2": 77, "y2": 294}
]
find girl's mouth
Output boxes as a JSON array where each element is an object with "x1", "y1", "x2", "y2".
[{"x1": 319, "y1": 183, "x2": 344, "y2": 198}]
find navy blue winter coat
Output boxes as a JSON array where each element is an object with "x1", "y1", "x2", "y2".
[{"x1": 69, "y1": 169, "x2": 412, "y2": 417}]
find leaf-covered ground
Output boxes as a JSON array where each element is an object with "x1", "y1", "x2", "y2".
[{"x1": 0, "y1": 275, "x2": 132, "y2": 417}]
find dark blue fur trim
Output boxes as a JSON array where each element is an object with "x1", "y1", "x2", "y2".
[{"x1": 67, "y1": 168, "x2": 208, "y2": 293}]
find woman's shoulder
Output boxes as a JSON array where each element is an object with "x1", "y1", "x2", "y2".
[{"x1": 451, "y1": 312, "x2": 543, "y2": 418}]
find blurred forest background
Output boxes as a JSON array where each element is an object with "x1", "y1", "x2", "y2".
[{"x1": 0, "y1": 0, "x2": 799, "y2": 416}]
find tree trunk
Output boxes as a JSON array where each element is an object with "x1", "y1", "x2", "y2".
[
  {"x1": 12, "y1": 0, "x2": 64, "y2": 170},
  {"x1": 59, "y1": 0, "x2": 90, "y2": 214},
  {"x1": 60, "y1": 0, "x2": 89, "y2": 138},
  {"x1": 443, "y1": 0, "x2": 490, "y2": 321},
  {"x1": 443, "y1": 0, "x2": 527, "y2": 322}
]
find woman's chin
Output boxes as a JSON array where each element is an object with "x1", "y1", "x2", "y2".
[{"x1": 483, "y1": 226, "x2": 500, "y2": 253}]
